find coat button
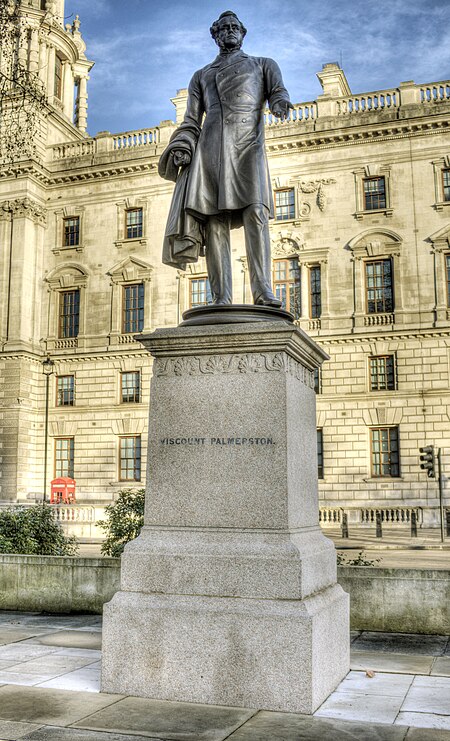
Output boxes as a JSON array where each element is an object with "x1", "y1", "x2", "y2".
[
  {"x1": 237, "y1": 93, "x2": 241, "y2": 97},
  {"x1": 242, "y1": 118, "x2": 246, "y2": 122}
]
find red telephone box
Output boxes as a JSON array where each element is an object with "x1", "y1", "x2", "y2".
[{"x1": 50, "y1": 477, "x2": 76, "y2": 504}]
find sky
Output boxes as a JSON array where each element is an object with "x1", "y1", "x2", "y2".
[{"x1": 63, "y1": 0, "x2": 450, "y2": 138}]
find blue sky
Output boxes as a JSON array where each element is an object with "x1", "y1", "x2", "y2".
[{"x1": 63, "y1": 0, "x2": 450, "y2": 137}]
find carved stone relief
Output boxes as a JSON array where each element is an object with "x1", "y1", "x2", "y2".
[{"x1": 154, "y1": 352, "x2": 315, "y2": 388}]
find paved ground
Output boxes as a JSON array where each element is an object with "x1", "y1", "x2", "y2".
[{"x1": 0, "y1": 612, "x2": 449, "y2": 739}]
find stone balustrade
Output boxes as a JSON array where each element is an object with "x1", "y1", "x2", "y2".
[
  {"x1": 49, "y1": 77, "x2": 450, "y2": 162},
  {"x1": 420, "y1": 81, "x2": 450, "y2": 103},
  {"x1": 335, "y1": 89, "x2": 399, "y2": 116}
]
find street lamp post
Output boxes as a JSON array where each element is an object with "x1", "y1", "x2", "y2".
[{"x1": 42, "y1": 357, "x2": 55, "y2": 503}]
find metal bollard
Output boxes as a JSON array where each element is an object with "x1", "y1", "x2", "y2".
[
  {"x1": 376, "y1": 511, "x2": 382, "y2": 538},
  {"x1": 411, "y1": 510, "x2": 417, "y2": 537},
  {"x1": 341, "y1": 512, "x2": 349, "y2": 539}
]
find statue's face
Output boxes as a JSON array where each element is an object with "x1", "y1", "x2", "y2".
[{"x1": 215, "y1": 15, "x2": 244, "y2": 51}]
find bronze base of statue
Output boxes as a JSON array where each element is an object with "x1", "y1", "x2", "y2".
[{"x1": 180, "y1": 304, "x2": 294, "y2": 326}]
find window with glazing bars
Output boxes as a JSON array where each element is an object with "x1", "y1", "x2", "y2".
[
  {"x1": 54, "y1": 55, "x2": 62, "y2": 99},
  {"x1": 56, "y1": 375, "x2": 74, "y2": 406},
  {"x1": 274, "y1": 189, "x2": 295, "y2": 221},
  {"x1": 55, "y1": 437, "x2": 74, "y2": 478},
  {"x1": 371, "y1": 427, "x2": 399, "y2": 478},
  {"x1": 317, "y1": 429, "x2": 324, "y2": 479},
  {"x1": 119, "y1": 435, "x2": 141, "y2": 481},
  {"x1": 126, "y1": 208, "x2": 143, "y2": 239},
  {"x1": 365, "y1": 259, "x2": 393, "y2": 314},
  {"x1": 273, "y1": 259, "x2": 301, "y2": 318},
  {"x1": 121, "y1": 371, "x2": 140, "y2": 403},
  {"x1": 443, "y1": 170, "x2": 450, "y2": 202},
  {"x1": 63, "y1": 217, "x2": 80, "y2": 247},
  {"x1": 122, "y1": 284, "x2": 144, "y2": 333},
  {"x1": 369, "y1": 355, "x2": 395, "y2": 391},
  {"x1": 313, "y1": 368, "x2": 321, "y2": 394},
  {"x1": 363, "y1": 177, "x2": 386, "y2": 210},
  {"x1": 310, "y1": 264, "x2": 321, "y2": 318},
  {"x1": 59, "y1": 290, "x2": 79, "y2": 338},
  {"x1": 189, "y1": 278, "x2": 213, "y2": 307}
]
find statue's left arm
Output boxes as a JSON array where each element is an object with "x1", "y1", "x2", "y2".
[{"x1": 263, "y1": 58, "x2": 294, "y2": 120}]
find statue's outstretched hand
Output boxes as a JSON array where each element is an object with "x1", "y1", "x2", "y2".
[
  {"x1": 272, "y1": 101, "x2": 294, "y2": 120},
  {"x1": 173, "y1": 150, "x2": 191, "y2": 167}
]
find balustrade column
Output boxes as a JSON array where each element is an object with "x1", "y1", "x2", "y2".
[{"x1": 76, "y1": 75, "x2": 88, "y2": 132}]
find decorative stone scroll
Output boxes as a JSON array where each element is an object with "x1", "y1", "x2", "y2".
[
  {"x1": 154, "y1": 352, "x2": 315, "y2": 388},
  {"x1": 299, "y1": 179, "x2": 336, "y2": 211}
]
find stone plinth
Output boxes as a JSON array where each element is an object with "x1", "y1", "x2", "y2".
[{"x1": 101, "y1": 321, "x2": 349, "y2": 713}]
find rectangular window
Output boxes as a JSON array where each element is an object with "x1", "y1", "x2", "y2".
[
  {"x1": 363, "y1": 177, "x2": 386, "y2": 211},
  {"x1": 369, "y1": 355, "x2": 395, "y2": 391},
  {"x1": 446, "y1": 254, "x2": 450, "y2": 307},
  {"x1": 54, "y1": 55, "x2": 62, "y2": 99},
  {"x1": 56, "y1": 375, "x2": 74, "y2": 406},
  {"x1": 119, "y1": 435, "x2": 141, "y2": 481},
  {"x1": 371, "y1": 427, "x2": 400, "y2": 478},
  {"x1": 126, "y1": 208, "x2": 143, "y2": 239},
  {"x1": 59, "y1": 290, "x2": 80, "y2": 338},
  {"x1": 63, "y1": 217, "x2": 80, "y2": 247},
  {"x1": 121, "y1": 371, "x2": 140, "y2": 403},
  {"x1": 274, "y1": 189, "x2": 295, "y2": 221},
  {"x1": 123, "y1": 284, "x2": 144, "y2": 333},
  {"x1": 317, "y1": 429, "x2": 324, "y2": 479},
  {"x1": 365, "y1": 259, "x2": 393, "y2": 314},
  {"x1": 189, "y1": 277, "x2": 212, "y2": 307},
  {"x1": 273, "y1": 259, "x2": 301, "y2": 318},
  {"x1": 55, "y1": 437, "x2": 74, "y2": 478},
  {"x1": 443, "y1": 170, "x2": 450, "y2": 202},
  {"x1": 310, "y1": 265, "x2": 321, "y2": 318}
]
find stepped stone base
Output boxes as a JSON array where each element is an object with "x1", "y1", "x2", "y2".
[{"x1": 101, "y1": 321, "x2": 350, "y2": 712}]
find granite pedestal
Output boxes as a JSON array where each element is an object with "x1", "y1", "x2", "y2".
[{"x1": 101, "y1": 317, "x2": 349, "y2": 713}]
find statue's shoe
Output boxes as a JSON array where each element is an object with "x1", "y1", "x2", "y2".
[{"x1": 255, "y1": 296, "x2": 283, "y2": 308}]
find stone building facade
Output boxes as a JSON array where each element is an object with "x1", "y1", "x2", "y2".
[{"x1": 1, "y1": 0, "x2": 450, "y2": 531}]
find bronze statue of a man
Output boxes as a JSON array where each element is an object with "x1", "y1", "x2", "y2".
[{"x1": 159, "y1": 10, "x2": 293, "y2": 307}]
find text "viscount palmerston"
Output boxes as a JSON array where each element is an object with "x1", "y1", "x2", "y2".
[{"x1": 160, "y1": 437, "x2": 275, "y2": 446}]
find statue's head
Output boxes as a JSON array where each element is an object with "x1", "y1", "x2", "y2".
[{"x1": 210, "y1": 11, "x2": 247, "y2": 51}]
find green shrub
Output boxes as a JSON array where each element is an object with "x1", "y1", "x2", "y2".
[
  {"x1": 0, "y1": 505, "x2": 78, "y2": 555},
  {"x1": 98, "y1": 488, "x2": 145, "y2": 557}
]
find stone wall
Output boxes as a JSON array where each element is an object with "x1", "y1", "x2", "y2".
[
  {"x1": 0, "y1": 554, "x2": 120, "y2": 613},
  {"x1": 0, "y1": 556, "x2": 448, "y2": 635}
]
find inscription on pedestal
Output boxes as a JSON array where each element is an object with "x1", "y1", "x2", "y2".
[{"x1": 160, "y1": 436, "x2": 275, "y2": 446}]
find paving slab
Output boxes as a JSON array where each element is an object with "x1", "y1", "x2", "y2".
[
  {"x1": 351, "y1": 650, "x2": 434, "y2": 675},
  {"x1": 8, "y1": 654, "x2": 98, "y2": 676},
  {"x1": 352, "y1": 632, "x2": 449, "y2": 656},
  {"x1": 315, "y1": 691, "x2": 404, "y2": 724},
  {"x1": 0, "y1": 685, "x2": 123, "y2": 727},
  {"x1": 227, "y1": 710, "x2": 408, "y2": 740},
  {"x1": 400, "y1": 675, "x2": 450, "y2": 714},
  {"x1": 396, "y1": 712, "x2": 450, "y2": 731},
  {"x1": 0, "y1": 646, "x2": 59, "y2": 662},
  {"x1": 0, "y1": 719, "x2": 43, "y2": 740},
  {"x1": 24, "y1": 632, "x2": 102, "y2": 650},
  {"x1": 0, "y1": 629, "x2": 55, "y2": 646},
  {"x1": 37, "y1": 665, "x2": 100, "y2": 693},
  {"x1": 333, "y1": 670, "x2": 413, "y2": 697},
  {"x1": 405, "y1": 728, "x2": 450, "y2": 739},
  {"x1": 20, "y1": 728, "x2": 164, "y2": 741},
  {"x1": 431, "y1": 657, "x2": 450, "y2": 677},
  {"x1": 72, "y1": 696, "x2": 256, "y2": 741},
  {"x1": 0, "y1": 670, "x2": 60, "y2": 686}
]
